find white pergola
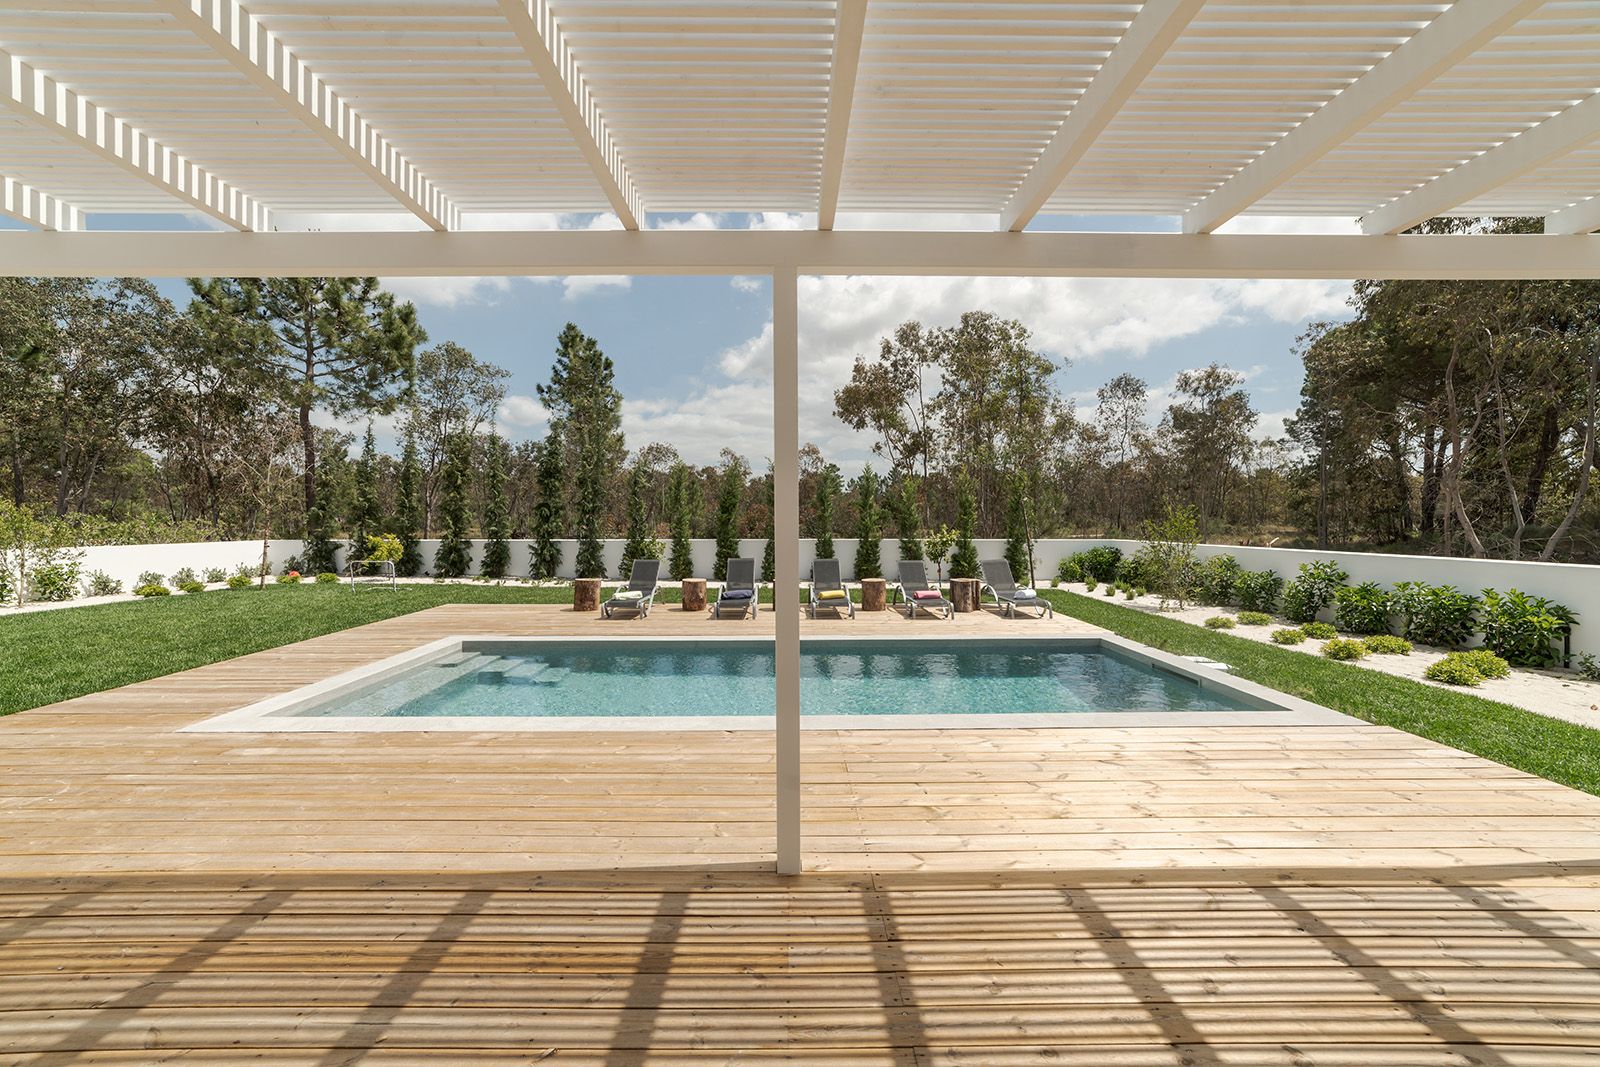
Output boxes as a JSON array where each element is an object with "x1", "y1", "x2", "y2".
[{"x1": 3, "y1": 0, "x2": 1600, "y2": 873}]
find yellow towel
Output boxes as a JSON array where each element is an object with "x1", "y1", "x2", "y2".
[{"x1": 818, "y1": 589, "x2": 848, "y2": 601}]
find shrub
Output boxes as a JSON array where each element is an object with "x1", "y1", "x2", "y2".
[
  {"x1": 1116, "y1": 557, "x2": 1147, "y2": 588},
  {"x1": 0, "y1": 567, "x2": 9, "y2": 605},
  {"x1": 177, "y1": 580, "x2": 205, "y2": 594},
  {"x1": 83, "y1": 570, "x2": 122, "y2": 597},
  {"x1": 1056, "y1": 557, "x2": 1082, "y2": 585},
  {"x1": 1270, "y1": 628, "x2": 1306, "y2": 645},
  {"x1": 278, "y1": 555, "x2": 305, "y2": 577},
  {"x1": 171, "y1": 566, "x2": 199, "y2": 587},
  {"x1": 1454, "y1": 649, "x2": 1511, "y2": 680},
  {"x1": 1134, "y1": 504, "x2": 1201, "y2": 608},
  {"x1": 1320, "y1": 637, "x2": 1369, "y2": 661},
  {"x1": 1391, "y1": 582, "x2": 1478, "y2": 649},
  {"x1": 1301, "y1": 622, "x2": 1338, "y2": 640},
  {"x1": 1233, "y1": 569, "x2": 1283, "y2": 614},
  {"x1": 1363, "y1": 635, "x2": 1413, "y2": 656},
  {"x1": 1280, "y1": 560, "x2": 1348, "y2": 624},
  {"x1": 1479, "y1": 588, "x2": 1574, "y2": 668},
  {"x1": 232, "y1": 562, "x2": 255, "y2": 579},
  {"x1": 1334, "y1": 582, "x2": 1393, "y2": 635},
  {"x1": 1077, "y1": 545, "x2": 1122, "y2": 583},
  {"x1": 203, "y1": 566, "x2": 229, "y2": 584},
  {"x1": 29, "y1": 560, "x2": 82, "y2": 602},
  {"x1": 1103, "y1": 582, "x2": 1116, "y2": 597},
  {"x1": 226, "y1": 574, "x2": 253, "y2": 590},
  {"x1": 1424, "y1": 656, "x2": 1483, "y2": 687},
  {"x1": 1237, "y1": 611, "x2": 1273, "y2": 626},
  {"x1": 133, "y1": 583, "x2": 170, "y2": 598},
  {"x1": 1195, "y1": 554, "x2": 1243, "y2": 606},
  {"x1": 1123, "y1": 586, "x2": 1136, "y2": 601},
  {"x1": 315, "y1": 572, "x2": 340, "y2": 584},
  {"x1": 1204, "y1": 615, "x2": 1236, "y2": 630},
  {"x1": 1135, "y1": 587, "x2": 1147, "y2": 598},
  {"x1": 276, "y1": 572, "x2": 302, "y2": 585},
  {"x1": 137, "y1": 570, "x2": 165, "y2": 588},
  {"x1": 1084, "y1": 578, "x2": 1097, "y2": 592},
  {"x1": 1578, "y1": 652, "x2": 1600, "y2": 682}
]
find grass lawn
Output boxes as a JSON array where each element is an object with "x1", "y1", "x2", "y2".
[{"x1": 1043, "y1": 589, "x2": 1600, "y2": 798}]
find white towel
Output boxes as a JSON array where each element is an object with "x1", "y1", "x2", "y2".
[{"x1": 1015, "y1": 586, "x2": 1037, "y2": 598}]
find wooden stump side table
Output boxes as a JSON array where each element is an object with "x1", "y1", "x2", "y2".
[
  {"x1": 949, "y1": 577, "x2": 980, "y2": 614},
  {"x1": 573, "y1": 577, "x2": 602, "y2": 613},
  {"x1": 859, "y1": 577, "x2": 887, "y2": 612},
  {"x1": 681, "y1": 577, "x2": 708, "y2": 613}
]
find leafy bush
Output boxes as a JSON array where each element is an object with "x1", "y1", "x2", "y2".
[
  {"x1": 1301, "y1": 622, "x2": 1338, "y2": 640},
  {"x1": 1270, "y1": 628, "x2": 1306, "y2": 645},
  {"x1": 1233, "y1": 570, "x2": 1283, "y2": 614},
  {"x1": 226, "y1": 574, "x2": 253, "y2": 589},
  {"x1": 1077, "y1": 546, "x2": 1122, "y2": 583},
  {"x1": 1055, "y1": 557, "x2": 1082, "y2": 584},
  {"x1": 276, "y1": 573, "x2": 302, "y2": 585},
  {"x1": 1334, "y1": 582, "x2": 1393, "y2": 635},
  {"x1": 0, "y1": 567, "x2": 9, "y2": 605},
  {"x1": 279, "y1": 555, "x2": 305, "y2": 577},
  {"x1": 1237, "y1": 611, "x2": 1273, "y2": 626},
  {"x1": 1391, "y1": 582, "x2": 1478, "y2": 649},
  {"x1": 203, "y1": 566, "x2": 228, "y2": 584},
  {"x1": 137, "y1": 570, "x2": 165, "y2": 588},
  {"x1": 133, "y1": 583, "x2": 170, "y2": 598},
  {"x1": 1195, "y1": 554, "x2": 1243, "y2": 606},
  {"x1": 1133, "y1": 504, "x2": 1201, "y2": 608},
  {"x1": 171, "y1": 567, "x2": 199, "y2": 587},
  {"x1": 1425, "y1": 650, "x2": 1511, "y2": 687},
  {"x1": 1363, "y1": 635, "x2": 1413, "y2": 656},
  {"x1": 1578, "y1": 653, "x2": 1600, "y2": 682},
  {"x1": 315, "y1": 572, "x2": 340, "y2": 584},
  {"x1": 1204, "y1": 615, "x2": 1236, "y2": 630},
  {"x1": 1454, "y1": 649, "x2": 1511, "y2": 680},
  {"x1": 178, "y1": 580, "x2": 205, "y2": 594},
  {"x1": 29, "y1": 560, "x2": 82, "y2": 602},
  {"x1": 1280, "y1": 560, "x2": 1348, "y2": 624},
  {"x1": 83, "y1": 570, "x2": 122, "y2": 597},
  {"x1": 1320, "y1": 637, "x2": 1369, "y2": 661},
  {"x1": 232, "y1": 562, "x2": 256, "y2": 579},
  {"x1": 1479, "y1": 588, "x2": 1574, "y2": 668}
]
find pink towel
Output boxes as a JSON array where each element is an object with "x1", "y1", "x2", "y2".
[{"x1": 912, "y1": 590, "x2": 942, "y2": 600}]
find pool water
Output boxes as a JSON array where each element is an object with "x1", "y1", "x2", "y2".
[{"x1": 296, "y1": 639, "x2": 1270, "y2": 719}]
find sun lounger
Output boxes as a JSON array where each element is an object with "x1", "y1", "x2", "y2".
[
  {"x1": 979, "y1": 559, "x2": 1053, "y2": 619},
  {"x1": 808, "y1": 558, "x2": 854, "y2": 618},
  {"x1": 603, "y1": 558, "x2": 661, "y2": 619},
  {"x1": 892, "y1": 559, "x2": 953, "y2": 620},
  {"x1": 712, "y1": 557, "x2": 760, "y2": 619}
]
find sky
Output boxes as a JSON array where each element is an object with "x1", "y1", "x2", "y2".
[{"x1": 6, "y1": 209, "x2": 1361, "y2": 471}]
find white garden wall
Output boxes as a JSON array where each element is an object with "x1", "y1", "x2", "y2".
[{"x1": 60, "y1": 536, "x2": 1600, "y2": 657}]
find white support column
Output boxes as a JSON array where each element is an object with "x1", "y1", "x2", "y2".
[
  {"x1": 817, "y1": 0, "x2": 867, "y2": 231},
  {"x1": 772, "y1": 265, "x2": 801, "y2": 876}
]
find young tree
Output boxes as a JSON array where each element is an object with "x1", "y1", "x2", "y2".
[
  {"x1": 812, "y1": 462, "x2": 841, "y2": 560},
  {"x1": 761, "y1": 466, "x2": 776, "y2": 583},
  {"x1": 948, "y1": 469, "x2": 979, "y2": 580},
  {"x1": 403, "y1": 341, "x2": 509, "y2": 535},
  {"x1": 619, "y1": 462, "x2": 653, "y2": 578},
  {"x1": 433, "y1": 434, "x2": 473, "y2": 578},
  {"x1": 527, "y1": 436, "x2": 565, "y2": 579},
  {"x1": 1002, "y1": 469, "x2": 1033, "y2": 586},
  {"x1": 348, "y1": 425, "x2": 382, "y2": 567},
  {"x1": 713, "y1": 455, "x2": 747, "y2": 581},
  {"x1": 480, "y1": 434, "x2": 511, "y2": 579},
  {"x1": 852, "y1": 464, "x2": 884, "y2": 579},
  {"x1": 664, "y1": 461, "x2": 701, "y2": 581},
  {"x1": 1096, "y1": 373, "x2": 1148, "y2": 532},
  {"x1": 302, "y1": 460, "x2": 340, "y2": 575},
  {"x1": 1164, "y1": 363, "x2": 1257, "y2": 535},
  {"x1": 538, "y1": 324, "x2": 624, "y2": 579},
  {"x1": 890, "y1": 476, "x2": 923, "y2": 561},
  {"x1": 395, "y1": 432, "x2": 424, "y2": 577}
]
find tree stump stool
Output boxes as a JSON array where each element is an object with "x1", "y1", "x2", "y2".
[
  {"x1": 950, "y1": 577, "x2": 981, "y2": 614},
  {"x1": 681, "y1": 578, "x2": 708, "y2": 613},
  {"x1": 573, "y1": 577, "x2": 602, "y2": 613},
  {"x1": 859, "y1": 577, "x2": 887, "y2": 612}
]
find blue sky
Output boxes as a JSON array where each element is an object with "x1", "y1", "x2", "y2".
[{"x1": 6, "y1": 210, "x2": 1358, "y2": 468}]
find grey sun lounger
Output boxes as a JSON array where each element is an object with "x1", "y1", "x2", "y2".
[
  {"x1": 808, "y1": 558, "x2": 855, "y2": 618},
  {"x1": 892, "y1": 559, "x2": 952, "y2": 620},
  {"x1": 712, "y1": 557, "x2": 760, "y2": 620},
  {"x1": 603, "y1": 558, "x2": 661, "y2": 619},
  {"x1": 980, "y1": 559, "x2": 1054, "y2": 619}
]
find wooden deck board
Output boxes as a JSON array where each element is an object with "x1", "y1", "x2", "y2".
[{"x1": 2, "y1": 603, "x2": 1599, "y2": 1062}]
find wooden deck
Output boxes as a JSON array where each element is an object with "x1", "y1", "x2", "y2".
[{"x1": 3, "y1": 604, "x2": 1598, "y2": 1063}]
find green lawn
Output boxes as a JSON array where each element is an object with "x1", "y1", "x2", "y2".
[{"x1": 1042, "y1": 589, "x2": 1600, "y2": 797}]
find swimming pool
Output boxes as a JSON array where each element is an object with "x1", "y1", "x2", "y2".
[{"x1": 186, "y1": 636, "x2": 1340, "y2": 732}]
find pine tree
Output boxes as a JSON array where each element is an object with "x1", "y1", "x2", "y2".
[
  {"x1": 527, "y1": 436, "x2": 564, "y2": 579},
  {"x1": 619, "y1": 462, "x2": 652, "y2": 578},
  {"x1": 433, "y1": 433, "x2": 473, "y2": 578},
  {"x1": 713, "y1": 456, "x2": 746, "y2": 581},
  {"x1": 891, "y1": 476, "x2": 924, "y2": 562},
  {"x1": 395, "y1": 431, "x2": 424, "y2": 577},
  {"x1": 664, "y1": 462, "x2": 700, "y2": 581},
  {"x1": 1003, "y1": 469, "x2": 1032, "y2": 585},
  {"x1": 302, "y1": 462, "x2": 339, "y2": 575},
  {"x1": 538, "y1": 324, "x2": 623, "y2": 581},
  {"x1": 813, "y1": 463, "x2": 840, "y2": 560},
  {"x1": 480, "y1": 434, "x2": 511, "y2": 579},
  {"x1": 348, "y1": 425, "x2": 381, "y2": 568},
  {"x1": 852, "y1": 465, "x2": 883, "y2": 579},
  {"x1": 949, "y1": 469, "x2": 979, "y2": 580},
  {"x1": 761, "y1": 468, "x2": 776, "y2": 583},
  {"x1": 573, "y1": 450, "x2": 606, "y2": 579}
]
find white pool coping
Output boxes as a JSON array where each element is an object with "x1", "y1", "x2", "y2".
[{"x1": 182, "y1": 633, "x2": 1354, "y2": 733}]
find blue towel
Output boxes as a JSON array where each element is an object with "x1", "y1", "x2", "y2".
[{"x1": 720, "y1": 588, "x2": 754, "y2": 600}]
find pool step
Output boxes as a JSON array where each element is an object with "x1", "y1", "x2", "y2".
[{"x1": 504, "y1": 661, "x2": 551, "y2": 680}]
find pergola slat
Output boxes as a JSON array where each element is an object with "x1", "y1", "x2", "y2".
[
  {"x1": 1, "y1": 175, "x2": 82, "y2": 231},
  {"x1": 816, "y1": 0, "x2": 866, "y2": 230}
]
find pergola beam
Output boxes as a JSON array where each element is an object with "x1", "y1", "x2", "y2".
[
  {"x1": 1544, "y1": 196, "x2": 1600, "y2": 236},
  {"x1": 817, "y1": 0, "x2": 867, "y2": 231},
  {"x1": 3, "y1": 230, "x2": 1596, "y2": 280},
  {"x1": 156, "y1": 0, "x2": 458, "y2": 232},
  {"x1": 0, "y1": 48, "x2": 265, "y2": 231},
  {"x1": 497, "y1": 0, "x2": 643, "y2": 229},
  {"x1": 1363, "y1": 92, "x2": 1600, "y2": 235},
  {"x1": 998, "y1": 0, "x2": 1203, "y2": 232},
  {"x1": 1184, "y1": 0, "x2": 1543, "y2": 234},
  {"x1": 2, "y1": 176, "x2": 81, "y2": 231}
]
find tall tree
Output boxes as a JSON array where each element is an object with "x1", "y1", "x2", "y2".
[
  {"x1": 433, "y1": 434, "x2": 473, "y2": 578},
  {"x1": 394, "y1": 431, "x2": 424, "y2": 577},
  {"x1": 852, "y1": 464, "x2": 884, "y2": 580},
  {"x1": 480, "y1": 434, "x2": 511, "y2": 579},
  {"x1": 761, "y1": 465, "x2": 777, "y2": 583},
  {"x1": 889, "y1": 476, "x2": 923, "y2": 562},
  {"x1": 1096, "y1": 373, "x2": 1148, "y2": 533},
  {"x1": 348, "y1": 425, "x2": 382, "y2": 565},
  {"x1": 664, "y1": 461, "x2": 701, "y2": 581},
  {"x1": 713, "y1": 454, "x2": 747, "y2": 581},
  {"x1": 403, "y1": 341, "x2": 509, "y2": 535},
  {"x1": 527, "y1": 437, "x2": 565, "y2": 580},
  {"x1": 1003, "y1": 469, "x2": 1033, "y2": 585},
  {"x1": 619, "y1": 462, "x2": 653, "y2": 578},
  {"x1": 538, "y1": 324, "x2": 624, "y2": 579},
  {"x1": 1164, "y1": 363, "x2": 1257, "y2": 536},
  {"x1": 949, "y1": 469, "x2": 979, "y2": 580},
  {"x1": 812, "y1": 463, "x2": 841, "y2": 560}
]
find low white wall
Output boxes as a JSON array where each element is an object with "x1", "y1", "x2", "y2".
[{"x1": 75, "y1": 540, "x2": 301, "y2": 591}]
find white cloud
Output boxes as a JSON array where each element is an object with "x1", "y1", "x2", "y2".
[
  {"x1": 382, "y1": 276, "x2": 514, "y2": 309},
  {"x1": 555, "y1": 275, "x2": 632, "y2": 301},
  {"x1": 498, "y1": 394, "x2": 550, "y2": 430},
  {"x1": 718, "y1": 322, "x2": 773, "y2": 380},
  {"x1": 730, "y1": 275, "x2": 764, "y2": 293}
]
